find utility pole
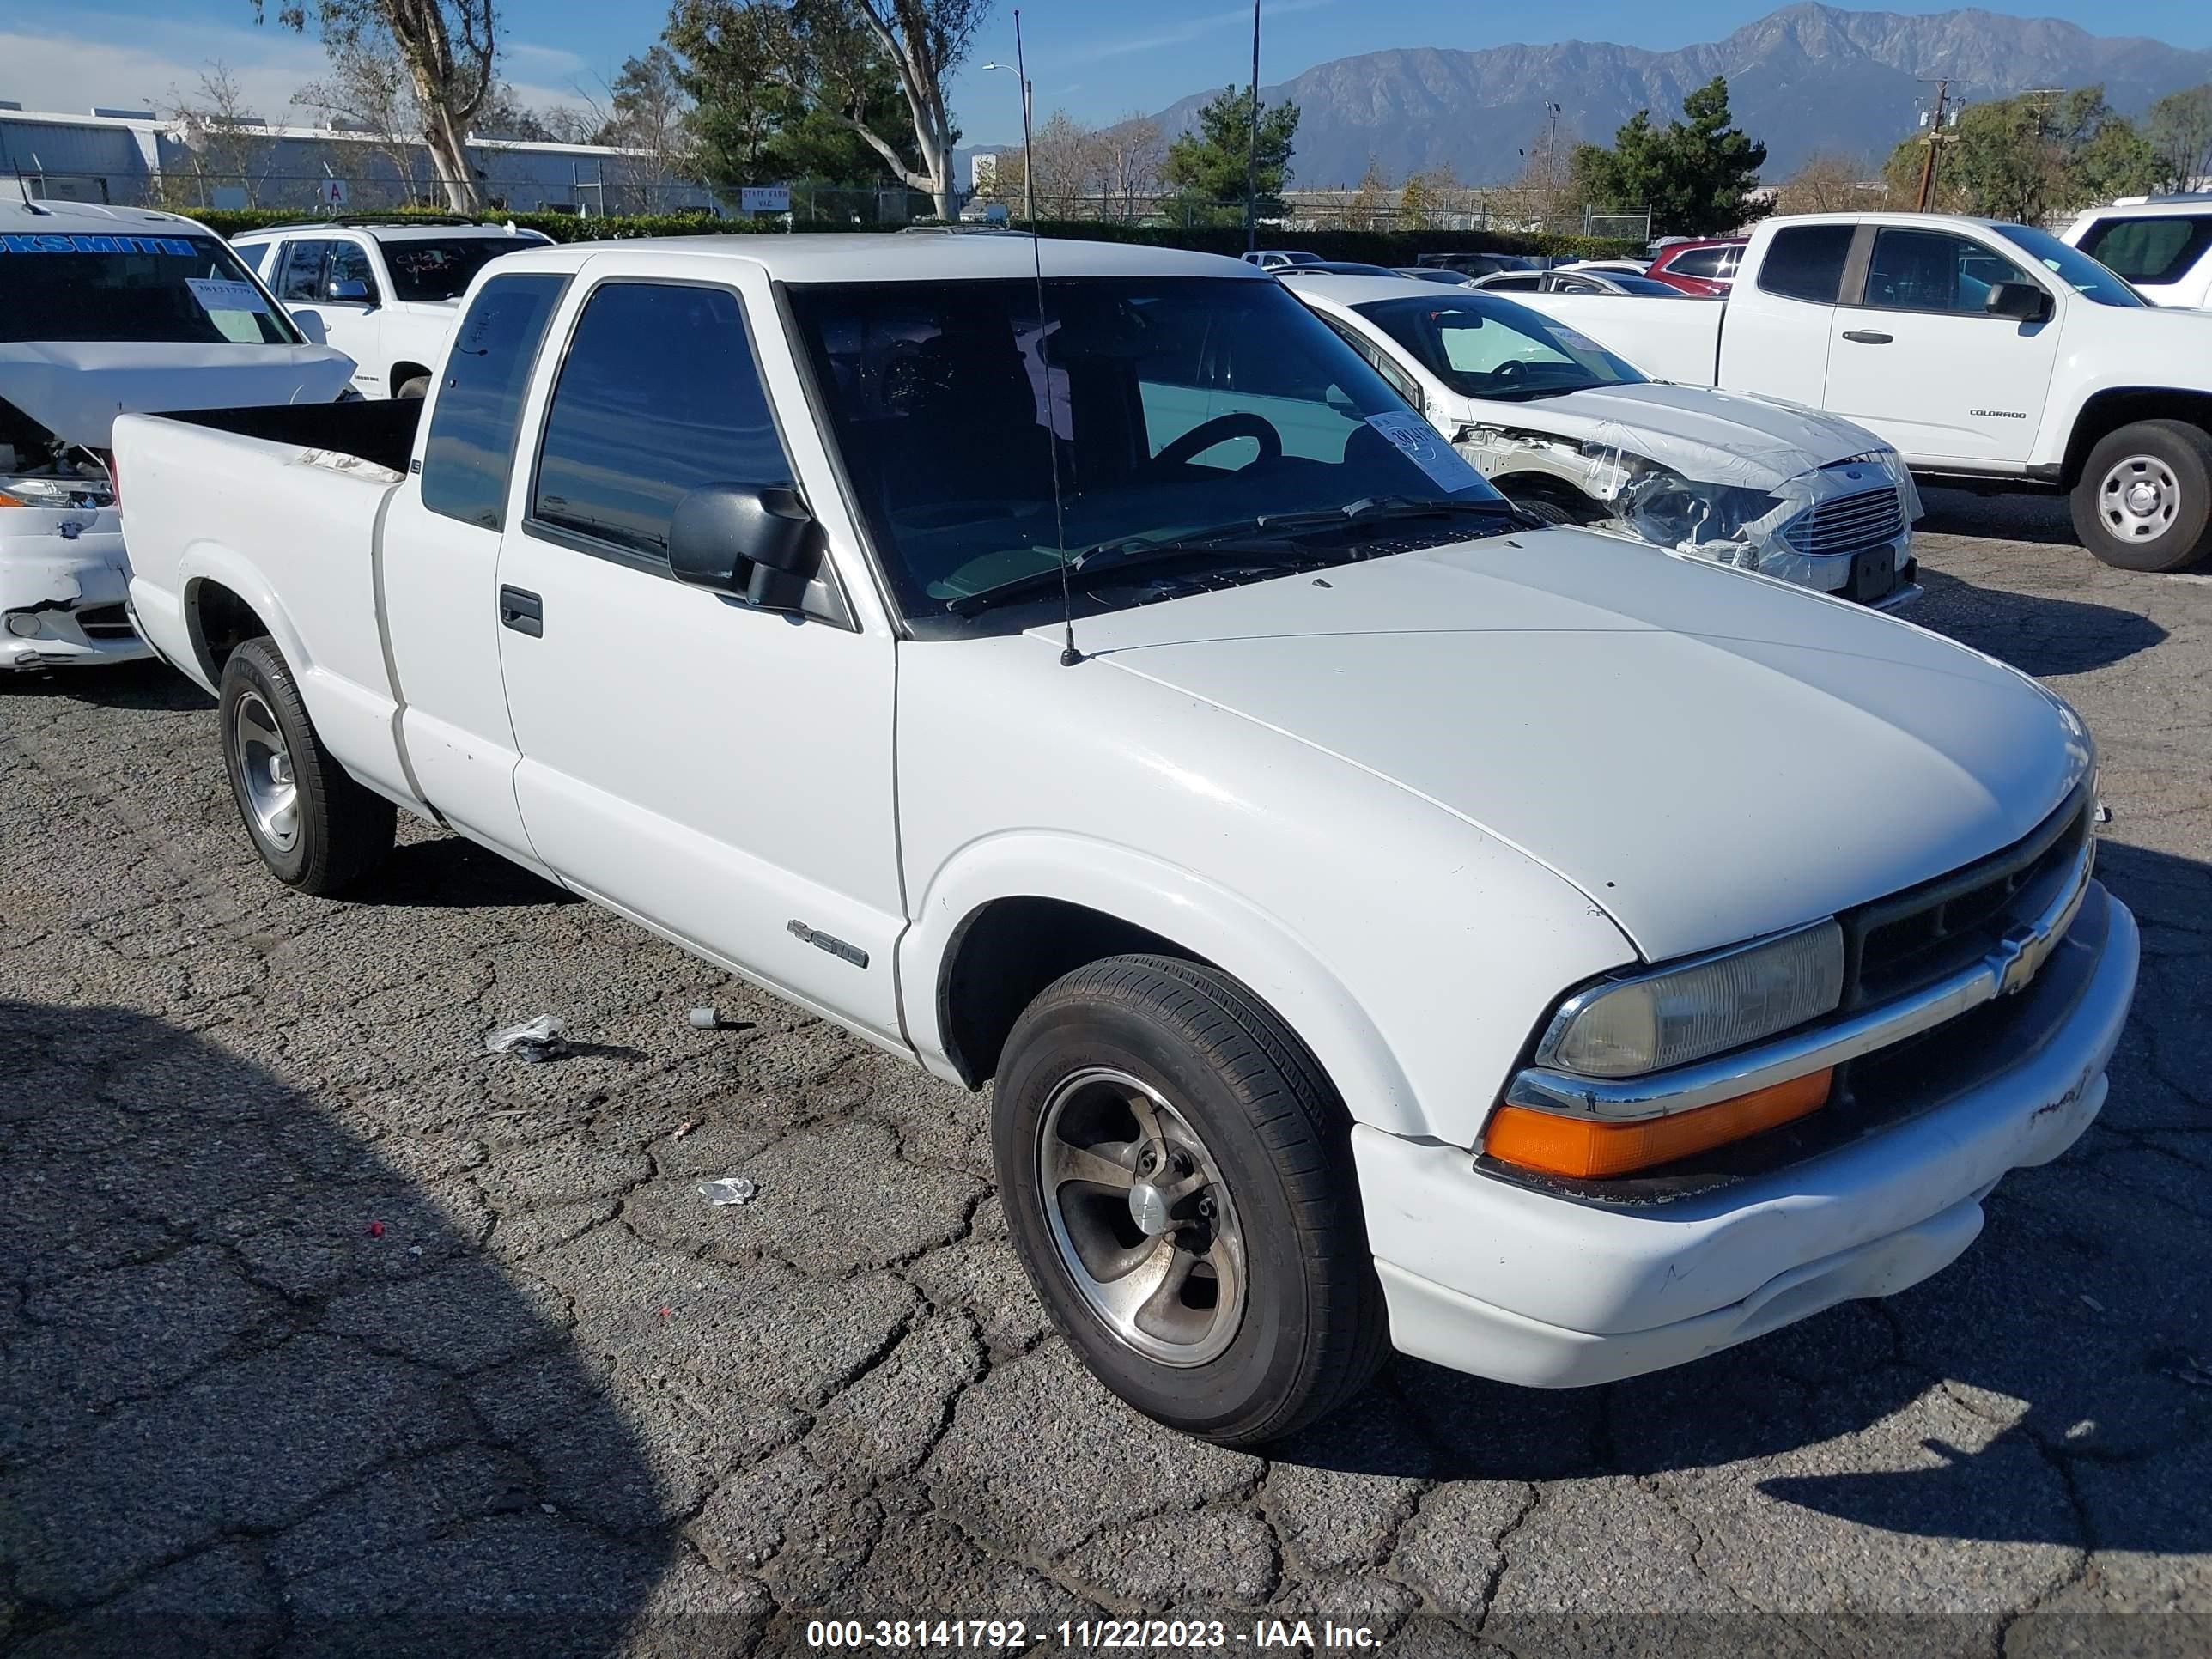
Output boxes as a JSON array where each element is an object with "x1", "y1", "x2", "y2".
[
  {"x1": 1915, "y1": 78, "x2": 1952, "y2": 212},
  {"x1": 1543, "y1": 100, "x2": 1561, "y2": 232},
  {"x1": 1245, "y1": 0, "x2": 1261, "y2": 252}
]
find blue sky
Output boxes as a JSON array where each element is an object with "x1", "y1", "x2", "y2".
[{"x1": 4, "y1": 1, "x2": 2209, "y2": 143}]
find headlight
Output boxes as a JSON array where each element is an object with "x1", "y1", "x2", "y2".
[
  {"x1": 1616, "y1": 466, "x2": 1778, "y2": 550},
  {"x1": 1537, "y1": 920, "x2": 1844, "y2": 1078},
  {"x1": 0, "y1": 475, "x2": 112, "y2": 510}
]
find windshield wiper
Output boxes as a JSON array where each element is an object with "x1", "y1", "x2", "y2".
[{"x1": 943, "y1": 497, "x2": 1516, "y2": 618}]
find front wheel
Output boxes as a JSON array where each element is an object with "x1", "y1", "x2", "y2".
[
  {"x1": 395, "y1": 375, "x2": 432, "y2": 400},
  {"x1": 2069, "y1": 420, "x2": 2212, "y2": 572},
  {"x1": 994, "y1": 956, "x2": 1387, "y2": 1447},
  {"x1": 218, "y1": 636, "x2": 395, "y2": 894}
]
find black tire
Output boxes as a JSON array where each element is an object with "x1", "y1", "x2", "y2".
[
  {"x1": 395, "y1": 375, "x2": 431, "y2": 400},
  {"x1": 218, "y1": 636, "x2": 394, "y2": 895},
  {"x1": 1504, "y1": 493, "x2": 1580, "y2": 526},
  {"x1": 994, "y1": 955, "x2": 1388, "y2": 1447},
  {"x1": 2069, "y1": 419, "x2": 2212, "y2": 572}
]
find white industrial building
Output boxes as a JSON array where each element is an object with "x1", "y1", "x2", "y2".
[{"x1": 0, "y1": 100, "x2": 719, "y2": 216}]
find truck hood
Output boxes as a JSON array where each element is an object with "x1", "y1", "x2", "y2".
[
  {"x1": 1462, "y1": 381, "x2": 1885, "y2": 489},
  {"x1": 1037, "y1": 528, "x2": 2088, "y2": 961},
  {"x1": 0, "y1": 341, "x2": 359, "y2": 448}
]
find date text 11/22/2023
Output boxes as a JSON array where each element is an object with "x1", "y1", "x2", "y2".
[{"x1": 803, "y1": 1619, "x2": 1380, "y2": 1650}]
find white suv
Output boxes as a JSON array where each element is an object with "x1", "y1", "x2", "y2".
[
  {"x1": 231, "y1": 218, "x2": 550, "y2": 398},
  {"x1": 2062, "y1": 197, "x2": 2212, "y2": 309}
]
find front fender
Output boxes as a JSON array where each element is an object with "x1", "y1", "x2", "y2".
[{"x1": 901, "y1": 830, "x2": 1429, "y2": 1139}]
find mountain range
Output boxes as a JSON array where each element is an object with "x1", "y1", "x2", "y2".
[{"x1": 1145, "y1": 3, "x2": 2212, "y2": 187}]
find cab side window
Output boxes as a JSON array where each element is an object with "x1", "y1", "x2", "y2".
[
  {"x1": 1863, "y1": 228, "x2": 2033, "y2": 314},
  {"x1": 532, "y1": 282, "x2": 795, "y2": 568}
]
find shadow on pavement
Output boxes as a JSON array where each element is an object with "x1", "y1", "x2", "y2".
[
  {"x1": 1911, "y1": 568, "x2": 2167, "y2": 676},
  {"x1": 0, "y1": 1000, "x2": 687, "y2": 1658},
  {"x1": 1917, "y1": 487, "x2": 2080, "y2": 548},
  {"x1": 1287, "y1": 839, "x2": 2212, "y2": 1560},
  {"x1": 42, "y1": 659, "x2": 214, "y2": 713},
  {"x1": 349, "y1": 836, "x2": 582, "y2": 911}
]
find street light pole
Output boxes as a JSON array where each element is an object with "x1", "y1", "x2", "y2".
[
  {"x1": 979, "y1": 47, "x2": 1036, "y2": 223},
  {"x1": 1014, "y1": 9, "x2": 1036, "y2": 224},
  {"x1": 1246, "y1": 0, "x2": 1261, "y2": 252}
]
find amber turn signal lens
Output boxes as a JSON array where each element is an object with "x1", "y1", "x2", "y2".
[{"x1": 1485, "y1": 1068, "x2": 1834, "y2": 1181}]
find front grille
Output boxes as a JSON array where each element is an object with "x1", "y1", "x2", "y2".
[
  {"x1": 1839, "y1": 786, "x2": 2094, "y2": 1012},
  {"x1": 74, "y1": 604, "x2": 135, "y2": 640},
  {"x1": 1782, "y1": 486, "x2": 1906, "y2": 558}
]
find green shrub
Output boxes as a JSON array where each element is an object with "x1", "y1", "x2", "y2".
[{"x1": 186, "y1": 204, "x2": 1644, "y2": 264}]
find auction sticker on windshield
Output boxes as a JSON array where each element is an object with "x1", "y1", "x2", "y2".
[
  {"x1": 185, "y1": 278, "x2": 271, "y2": 315},
  {"x1": 1365, "y1": 410, "x2": 1487, "y2": 495}
]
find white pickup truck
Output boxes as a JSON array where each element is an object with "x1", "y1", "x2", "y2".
[
  {"x1": 1513, "y1": 211, "x2": 2212, "y2": 571},
  {"x1": 116, "y1": 234, "x2": 2138, "y2": 1445}
]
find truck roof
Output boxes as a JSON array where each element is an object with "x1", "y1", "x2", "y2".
[
  {"x1": 0, "y1": 194, "x2": 216, "y2": 237},
  {"x1": 1752, "y1": 210, "x2": 2025, "y2": 234},
  {"x1": 482, "y1": 232, "x2": 1270, "y2": 286}
]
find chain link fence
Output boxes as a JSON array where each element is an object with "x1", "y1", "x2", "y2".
[{"x1": 969, "y1": 188, "x2": 1649, "y2": 243}]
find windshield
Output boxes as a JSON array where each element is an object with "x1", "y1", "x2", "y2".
[
  {"x1": 1353, "y1": 294, "x2": 1645, "y2": 401},
  {"x1": 787, "y1": 276, "x2": 1509, "y2": 627},
  {"x1": 0, "y1": 231, "x2": 301, "y2": 344},
  {"x1": 384, "y1": 235, "x2": 548, "y2": 302},
  {"x1": 1990, "y1": 223, "x2": 2144, "y2": 307}
]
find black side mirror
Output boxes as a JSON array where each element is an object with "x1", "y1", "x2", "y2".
[
  {"x1": 1984, "y1": 281, "x2": 2052, "y2": 323},
  {"x1": 667, "y1": 483, "x2": 821, "y2": 612}
]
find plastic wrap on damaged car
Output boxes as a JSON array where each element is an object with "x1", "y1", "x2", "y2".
[{"x1": 1463, "y1": 418, "x2": 1923, "y2": 585}]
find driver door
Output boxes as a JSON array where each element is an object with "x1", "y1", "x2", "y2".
[
  {"x1": 491, "y1": 266, "x2": 907, "y2": 1042},
  {"x1": 1824, "y1": 226, "x2": 2060, "y2": 465}
]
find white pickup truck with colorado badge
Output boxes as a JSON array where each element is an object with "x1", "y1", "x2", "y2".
[
  {"x1": 1513, "y1": 211, "x2": 2212, "y2": 571},
  {"x1": 113, "y1": 234, "x2": 2137, "y2": 1445}
]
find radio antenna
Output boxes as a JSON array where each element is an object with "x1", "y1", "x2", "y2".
[{"x1": 1013, "y1": 9, "x2": 1079, "y2": 667}]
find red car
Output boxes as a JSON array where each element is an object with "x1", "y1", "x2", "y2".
[{"x1": 1644, "y1": 238, "x2": 1747, "y2": 296}]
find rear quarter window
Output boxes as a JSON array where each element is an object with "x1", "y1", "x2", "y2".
[
  {"x1": 419, "y1": 273, "x2": 569, "y2": 531},
  {"x1": 1757, "y1": 225, "x2": 1855, "y2": 303},
  {"x1": 2077, "y1": 216, "x2": 2212, "y2": 287}
]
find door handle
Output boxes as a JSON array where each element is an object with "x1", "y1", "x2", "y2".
[
  {"x1": 499, "y1": 585, "x2": 543, "y2": 637},
  {"x1": 1840, "y1": 329, "x2": 1894, "y2": 344}
]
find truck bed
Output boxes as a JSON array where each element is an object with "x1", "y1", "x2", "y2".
[
  {"x1": 158, "y1": 397, "x2": 422, "y2": 476},
  {"x1": 114, "y1": 403, "x2": 418, "y2": 801}
]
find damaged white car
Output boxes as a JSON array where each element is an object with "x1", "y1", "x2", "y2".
[
  {"x1": 1285, "y1": 273, "x2": 1922, "y2": 609},
  {"x1": 2, "y1": 195, "x2": 356, "y2": 671}
]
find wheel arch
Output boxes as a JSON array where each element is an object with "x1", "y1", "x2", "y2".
[
  {"x1": 2061, "y1": 388, "x2": 2212, "y2": 489},
  {"x1": 390, "y1": 361, "x2": 434, "y2": 397},
  {"x1": 904, "y1": 834, "x2": 1425, "y2": 1138},
  {"x1": 181, "y1": 552, "x2": 307, "y2": 688}
]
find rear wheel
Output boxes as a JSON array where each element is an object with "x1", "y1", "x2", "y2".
[
  {"x1": 395, "y1": 375, "x2": 431, "y2": 400},
  {"x1": 2069, "y1": 420, "x2": 2212, "y2": 572},
  {"x1": 994, "y1": 955, "x2": 1388, "y2": 1446},
  {"x1": 218, "y1": 636, "x2": 394, "y2": 894}
]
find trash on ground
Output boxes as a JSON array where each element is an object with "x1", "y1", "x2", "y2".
[
  {"x1": 2078, "y1": 1293, "x2": 2106, "y2": 1313},
  {"x1": 698, "y1": 1176, "x2": 757, "y2": 1206},
  {"x1": 2164, "y1": 1353, "x2": 2212, "y2": 1389},
  {"x1": 486, "y1": 1013, "x2": 568, "y2": 1063},
  {"x1": 368, "y1": 1220, "x2": 386, "y2": 1238},
  {"x1": 671, "y1": 1117, "x2": 702, "y2": 1140},
  {"x1": 688, "y1": 1006, "x2": 721, "y2": 1030}
]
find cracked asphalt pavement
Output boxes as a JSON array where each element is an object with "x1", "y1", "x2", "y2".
[{"x1": 4, "y1": 491, "x2": 2210, "y2": 1657}]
